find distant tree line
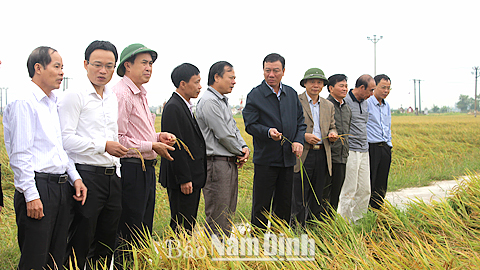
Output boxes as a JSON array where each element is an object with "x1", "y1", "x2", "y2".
[{"x1": 455, "y1": 94, "x2": 480, "y2": 113}]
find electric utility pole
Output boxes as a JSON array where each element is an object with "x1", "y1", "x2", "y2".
[
  {"x1": 63, "y1": 77, "x2": 72, "y2": 91},
  {"x1": 418, "y1": 80, "x2": 424, "y2": 114},
  {"x1": 473, "y1": 67, "x2": 479, "y2": 117},
  {"x1": 367, "y1": 34, "x2": 383, "y2": 76},
  {"x1": 412, "y1": 79, "x2": 417, "y2": 115}
]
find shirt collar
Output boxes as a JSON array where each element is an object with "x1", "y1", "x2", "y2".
[
  {"x1": 84, "y1": 79, "x2": 113, "y2": 98},
  {"x1": 369, "y1": 95, "x2": 385, "y2": 106},
  {"x1": 175, "y1": 91, "x2": 193, "y2": 110},
  {"x1": 329, "y1": 94, "x2": 344, "y2": 106},
  {"x1": 123, "y1": 75, "x2": 146, "y2": 95},
  {"x1": 208, "y1": 86, "x2": 228, "y2": 102},
  {"x1": 31, "y1": 81, "x2": 56, "y2": 103},
  {"x1": 349, "y1": 89, "x2": 363, "y2": 103},
  {"x1": 266, "y1": 81, "x2": 284, "y2": 96},
  {"x1": 306, "y1": 93, "x2": 319, "y2": 105}
]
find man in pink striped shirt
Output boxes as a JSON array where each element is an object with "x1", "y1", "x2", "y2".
[{"x1": 113, "y1": 43, "x2": 175, "y2": 264}]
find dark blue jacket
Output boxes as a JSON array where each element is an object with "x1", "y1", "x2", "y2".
[{"x1": 243, "y1": 80, "x2": 306, "y2": 167}]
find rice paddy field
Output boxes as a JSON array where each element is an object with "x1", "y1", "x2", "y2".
[{"x1": 0, "y1": 114, "x2": 480, "y2": 269}]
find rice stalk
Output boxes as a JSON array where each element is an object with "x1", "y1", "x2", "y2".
[
  {"x1": 175, "y1": 138, "x2": 195, "y2": 160},
  {"x1": 128, "y1": 148, "x2": 146, "y2": 171}
]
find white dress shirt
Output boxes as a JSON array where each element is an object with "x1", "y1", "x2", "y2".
[
  {"x1": 3, "y1": 82, "x2": 81, "y2": 202},
  {"x1": 58, "y1": 80, "x2": 121, "y2": 175}
]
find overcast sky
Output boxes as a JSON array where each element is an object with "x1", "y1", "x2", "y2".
[{"x1": 1, "y1": 0, "x2": 479, "y2": 111}]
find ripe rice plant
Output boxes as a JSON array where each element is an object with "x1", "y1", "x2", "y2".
[{"x1": 1, "y1": 114, "x2": 480, "y2": 269}]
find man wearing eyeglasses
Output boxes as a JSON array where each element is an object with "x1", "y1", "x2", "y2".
[
  {"x1": 113, "y1": 43, "x2": 175, "y2": 265},
  {"x1": 367, "y1": 74, "x2": 392, "y2": 210},
  {"x1": 58, "y1": 40, "x2": 128, "y2": 269}
]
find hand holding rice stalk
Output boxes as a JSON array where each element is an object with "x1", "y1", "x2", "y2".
[
  {"x1": 280, "y1": 134, "x2": 353, "y2": 206},
  {"x1": 280, "y1": 135, "x2": 318, "y2": 206},
  {"x1": 323, "y1": 133, "x2": 353, "y2": 145}
]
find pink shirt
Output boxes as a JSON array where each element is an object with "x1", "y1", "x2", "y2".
[{"x1": 113, "y1": 76, "x2": 160, "y2": 160}]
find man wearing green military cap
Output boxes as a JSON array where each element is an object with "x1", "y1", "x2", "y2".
[
  {"x1": 113, "y1": 43, "x2": 176, "y2": 264},
  {"x1": 291, "y1": 68, "x2": 338, "y2": 227}
]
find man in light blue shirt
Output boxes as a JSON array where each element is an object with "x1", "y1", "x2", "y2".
[{"x1": 367, "y1": 74, "x2": 392, "y2": 209}]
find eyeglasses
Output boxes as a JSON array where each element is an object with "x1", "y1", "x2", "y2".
[
  {"x1": 87, "y1": 61, "x2": 116, "y2": 70},
  {"x1": 379, "y1": 85, "x2": 392, "y2": 90}
]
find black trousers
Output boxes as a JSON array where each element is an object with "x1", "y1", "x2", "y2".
[
  {"x1": 117, "y1": 160, "x2": 156, "y2": 244},
  {"x1": 167, "y1": 186, "x2": 202, "y2": 234},
  {"x1": 15, "y1": 173, "x2": 72, "y2": 270},
  {"x1": 368, "y1": 143, "x2": 392, "y2": 209},
  {"x1": 66, "y1": 167, "x2": 122, "y2": 270},
  {"x1": 251, "y1": 164, "x2": 293, "y2": 229},
  {"x1": 323, "y1": 162, "x2": 347, "y2": 215},
  {"x1": 291, "y1": 149, "x2": 328, "y2": 226}
]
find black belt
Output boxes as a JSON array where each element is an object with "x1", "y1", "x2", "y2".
[
  {"x1": 207, "y1": 156, "x2": 237, "y2": 163},
  {"x1": 371, "y1": 142, "x2": 388, "y2": 147},
  {"x1": 75, "y1": 164, "x2": 115, "y2": 176},
  {"x1": 121, "y1": 158, "x2": 157, "y2": 167},
  {"x1": 310, "y1": 144, "x2": 324, "y2": 150},
  {"x1": 35, "y1": 172, "x2": 68, "y2": 184}
]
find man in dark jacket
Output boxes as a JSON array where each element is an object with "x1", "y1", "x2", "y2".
[
  {"x1": 324, "y1": 74, "x2": 352, "y2": 216},
  {"x1": 160, "y1": 63, "x2": 207, "y2": 234},
  {"x1": 243, "y1": 53, "x2": 306, "y2": 229}
]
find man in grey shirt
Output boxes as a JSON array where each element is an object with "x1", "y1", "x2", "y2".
[
  {"x1": 337, "y1": 74, "x2": 376, "y2": 223},
  {"x1": 196, "y1": 61, "x2": 250, "y2": 236}
]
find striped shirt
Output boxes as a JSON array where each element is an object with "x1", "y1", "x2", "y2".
[
  {"x1": 113, "y1": 76, "x2": 160, "y2": 160},
  {"x1": 3, "y1": 82, "x2": 81, "y2": 202}
]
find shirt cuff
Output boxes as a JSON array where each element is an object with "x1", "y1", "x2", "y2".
[
  {"x1": 23, "y1": 186, "x2": 40, "y2": 203},
  {"x1": 140, "y1": 141, "x2": 153, "y2": 153},
  {"x1": 93, "y1": 138, "x2": 107, "y2": 154},
  {"x1": 67, "y1": 170, "x2": 81, "y2": 186}
]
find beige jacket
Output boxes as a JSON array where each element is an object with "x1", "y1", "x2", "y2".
[{"x1": 294, "y1": 92, "x2": 337, "y2": 175}]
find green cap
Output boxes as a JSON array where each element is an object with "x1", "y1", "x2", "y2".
[
  {"x1": 117, "y1": 43, "x2": 158, "y2": 77},
  {"x1": 300, "y1": 68, "x2": 328, "y2": 88}
]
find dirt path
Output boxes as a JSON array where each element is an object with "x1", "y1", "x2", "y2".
[{"x1": 385, "y1": 177, "x2": 463, "y2": 209}]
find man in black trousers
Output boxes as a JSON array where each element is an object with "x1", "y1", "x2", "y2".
[
  {"x1": 160, "y1": 63, "x2": 207, "y2": 233},
  {"x1": 58, "y1": 40, "x2": 129, "y2": 269},
  {"x1": 367, "y1": 74, "x2": 393, "y2": 209},
  {"x1": 4, "y1": 46, "x2": 87, "y2": 270},
  {"x1": 243, "y1": 53, "x2": 306, "y2": 229}
]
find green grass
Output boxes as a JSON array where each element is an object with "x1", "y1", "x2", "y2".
[{"x1": 1, "y1": 114, "x2": 480, "y2": 268}]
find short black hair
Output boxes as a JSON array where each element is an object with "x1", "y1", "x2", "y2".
[
  {"x1": 85, "y1": 40, "x2": 118, "y2": 62},
  {"x1": 374, "y1": 74, "x2": 391, "y2": 84},
  {"x1": 208, "y1": 61, "x2": 233, "y2": 86},
  {"x1": 263, "y1": 53, "x2": 285, "y2": 69},
  {"x1": 171, "y1": 63, "x2": 200, "y2": 88},
  {"x1": 355, "y1": 74, "x2": 373, "y2": 89},
  {"x1": 27, "y1": 46, "x2": 57, "y2": 78},
  {"x1": 327, "y1": 74, "x2": 348, "y2": 92}
]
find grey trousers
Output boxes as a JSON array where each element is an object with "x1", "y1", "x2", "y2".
[{"x1": 203, "y1": 159, "x2": 238, "y2": 236}]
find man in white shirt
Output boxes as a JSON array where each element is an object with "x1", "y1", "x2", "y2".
[
  {"x1": 58, "y1": 40, "x2": 128, "y2": 269},
  {"x1": 3, "y1": 46, "x2": 87, "y2": 270}
]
